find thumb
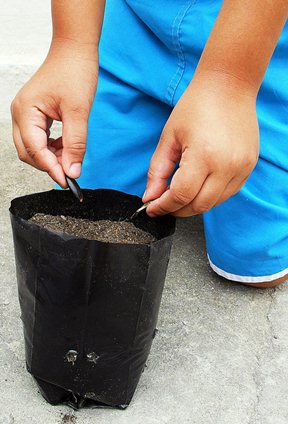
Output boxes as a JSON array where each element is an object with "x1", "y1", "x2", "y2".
[
  {"x1": 143, "y1": 130, "x2": 180, "y2": 202},
  {"x1": 62, "y1": 109, "x2": 88, "y2": 178}
]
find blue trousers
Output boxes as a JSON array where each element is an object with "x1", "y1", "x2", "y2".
[{"x1": 78, "y1": 0, "x2": 288, "y2": 283}]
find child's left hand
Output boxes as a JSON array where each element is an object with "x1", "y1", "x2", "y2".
[{"x1": 143, "y1": 72, "x2": 259, "y2": 217}]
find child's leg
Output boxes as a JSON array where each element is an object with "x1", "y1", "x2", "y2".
[
  {"x1": 78, "y1": 0, "x2": 177, "y2": 194},
  {"x1": 79, "y1": 67, "x2": 171, "y2": 196},
  {"x1": 81, "y1": 0, "x2": 288, "y2": 288},
  {"x1": 202, "y1": 20, "x2": 288, "y2": 287}
]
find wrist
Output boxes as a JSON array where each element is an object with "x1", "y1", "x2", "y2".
[
  {"x1": 190, "y1": 68, "x2": 259, "y2": 100},
  {"x1": 48, "y1": 36, "x2": 99, "y2": 62}
]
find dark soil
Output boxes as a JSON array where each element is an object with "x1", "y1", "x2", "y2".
[{"x1": 29, "y1": 214, "x2": 156, "y2": 244}]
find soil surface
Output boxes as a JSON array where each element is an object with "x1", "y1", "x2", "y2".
[{"x1": 29, "y1": 214, "x2": 156, "y2": 244}]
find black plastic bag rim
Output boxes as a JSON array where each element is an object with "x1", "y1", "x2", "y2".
[{"x1": 9, "y1": 188, "x2": 176, "y2": 247}]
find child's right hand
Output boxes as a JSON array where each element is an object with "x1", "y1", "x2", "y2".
[{"x1": 11, "y1": 40, "x2": 99, "y2": 187}]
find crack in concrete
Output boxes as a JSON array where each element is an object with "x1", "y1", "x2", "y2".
[{"x1": 248, "y1": 288, "x2": 277, "y2": 424}]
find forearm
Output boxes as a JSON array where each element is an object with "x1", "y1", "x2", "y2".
[
  {"x1": 50, "y1": 0, "x2": 105, "y2": 57},
  {"x1": 195, "y1": 0, "x2": 288, "y2": 95}
]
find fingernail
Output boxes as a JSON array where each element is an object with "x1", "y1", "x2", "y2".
[
  {"x1": 142, "y1": 190, "x2": 147, "y2": 200},
  {"x1": 69, "y1": 163, "x2": 82, "y2": 178},
  {"x1": 143, "y1": 187, "x2": 151, "y2": 200}
]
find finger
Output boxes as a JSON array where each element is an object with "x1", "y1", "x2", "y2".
[
  {"x1": 46, "y1": 118, "x2": 54, "y2": 139},
  {"x1": 214, "y1": 175, "x2": 248, "y2": 206},
  {"x1": 174, "y1": 175, "x2": 249, "y2": 217},
  {"x1": 19, "y1": 112, "x2": 67, "y2": 187},
  {"x1": 142, "y1": 130, "x2": 181, "y2": 203},
  {"x1": 48, "y1": 138, "x2": 63, "y2": 162},
  {"x1": 48, "y1": 136, "x2": 63, "y2": 150},
  {"x1": 172, "y1": 174, "x2": 231, "y2": 217},
  {"x1": 13, "y1": 124, "x2": 41, "y2": 169},
  {"x1": 146, "y1": 156, "x2": 208, "y2": 216},
  {"x1": 47, "y1": 138, "x2": 56, "y2": 153},
  {"x1": 61, "y1": 109, "x2": 88, "y2": 178}
]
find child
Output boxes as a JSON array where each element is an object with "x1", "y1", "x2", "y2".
[{"x1": 11, "y1": 0, "x2": 288, "y2": 288}]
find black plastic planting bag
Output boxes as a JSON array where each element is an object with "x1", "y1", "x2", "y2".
[{"x1": 9, "y1": 189, "x2": 175, "y2": 409}]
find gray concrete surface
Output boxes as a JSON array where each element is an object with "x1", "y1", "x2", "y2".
[
  {"x1": 1, "y1": 1, "x2": 288, "y2": 423},
  {"x1": 1, "y1": 124, "x2": 288, "y2": 424},
  {"x1": 0, "y1": 0, "x2": 51, "y2": 121}
]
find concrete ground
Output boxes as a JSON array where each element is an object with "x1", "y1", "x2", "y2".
[{"x1": 1, "y1": 2, "x2": 288, "y2": 424}]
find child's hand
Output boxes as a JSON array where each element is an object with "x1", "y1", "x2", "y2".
[
  {"x1": 11, "y1": 41, "x2": 98, "y2": 187},
  {"x1": 143, "y1": 72, "x2": 259, "y2": 217}
]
